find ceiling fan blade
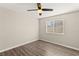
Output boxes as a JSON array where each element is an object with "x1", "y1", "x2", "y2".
[
  {"x1": 42, "y1": 8, "x2": 53, "y2": 11},
  {"x1": 37, "y1": 3, "x2": 42, "y2": 10},
  {"x1": 27, "y1": 9, "x2": 38, "y2": 11}
]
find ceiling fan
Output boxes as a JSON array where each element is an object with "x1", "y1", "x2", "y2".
[{"x1": 27, "y1": 3, "x2": 53, "y2": 16}]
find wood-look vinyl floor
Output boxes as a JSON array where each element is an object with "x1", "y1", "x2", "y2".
[{"x1": 0, "y1": 40, "x2": 79, "y2": 56}]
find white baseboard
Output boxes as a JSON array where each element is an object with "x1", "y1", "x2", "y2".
[
  {"x1": 0, "y1": 39, "x2": 38, "y2": 53},
  {"x1": 40, "y1": 39, "x2": 79, "y2": 51}
]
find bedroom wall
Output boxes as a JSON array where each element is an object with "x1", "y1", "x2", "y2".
[
  {"x1": 39, "y1": 11, "x2": 79, "y2": 50},
  {"x1": 0, "y1": 7, "x2": 39, "y2": 52}
]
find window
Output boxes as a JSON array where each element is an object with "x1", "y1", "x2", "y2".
[{"x1": 46, "y1": 19, "x2": 64, "y2": 34}]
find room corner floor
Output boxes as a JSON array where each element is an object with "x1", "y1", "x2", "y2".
[{"x1": 0, "y1": 40, "x2": 79, "y2": 56}]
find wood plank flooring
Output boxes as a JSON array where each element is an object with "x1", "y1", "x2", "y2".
[{"x1": 0, "y1": 40, "x2": 79, "y2": 56}]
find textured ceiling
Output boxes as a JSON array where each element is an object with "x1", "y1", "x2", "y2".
[{"x1": 0, "y1": 3, "x2": 79, "y2": 18}]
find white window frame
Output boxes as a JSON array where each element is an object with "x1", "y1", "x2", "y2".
[{"x1": 46, "y1": 19, "x2": 64, "y2": 35}]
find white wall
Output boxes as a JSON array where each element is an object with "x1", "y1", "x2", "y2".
[
  {"x1": 39, "y1": 11, "x2": 79, "y2": 50},
  {"x1": 0, "y1": 7, "x2": 38, "y2": 52}
]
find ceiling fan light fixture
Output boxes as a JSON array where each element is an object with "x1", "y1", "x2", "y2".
[
  {"x1": 38, "y1": 9, "x2": 42, "y2": 13},
  {"x1": 27, "y1": 3, "x2": 53, "y2": 16},
  {"x1": 38, "y1": 9, "x2": 42, "y2": 16}
]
